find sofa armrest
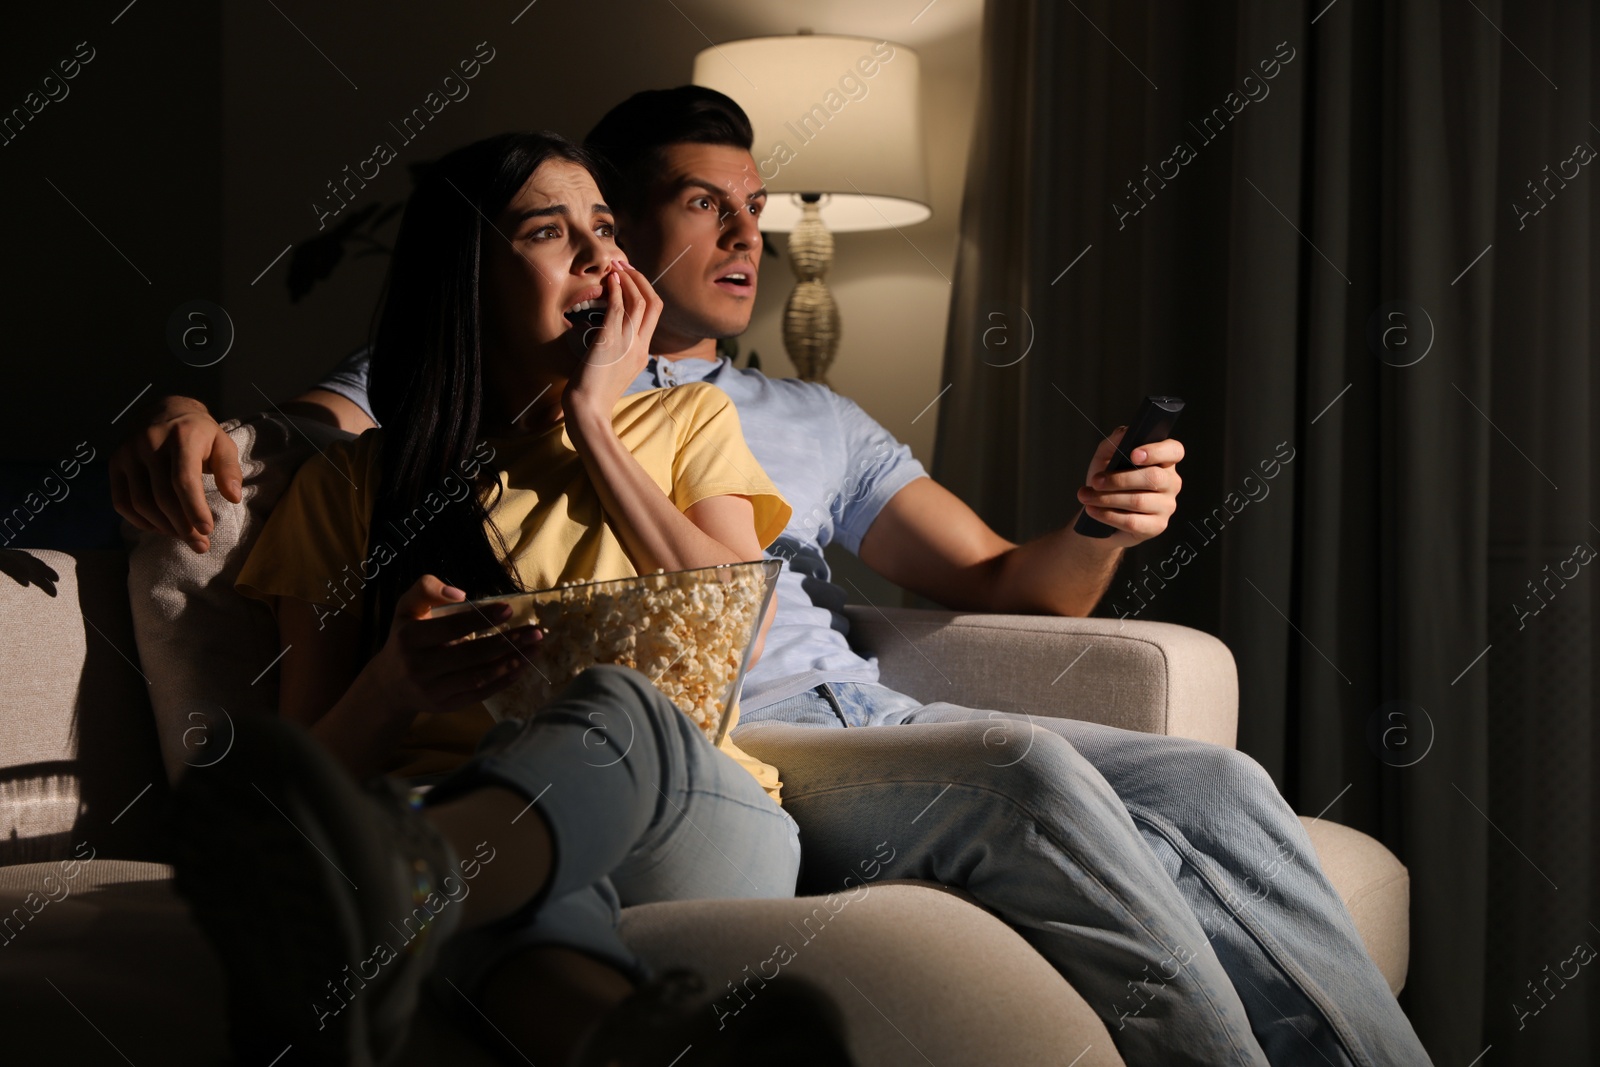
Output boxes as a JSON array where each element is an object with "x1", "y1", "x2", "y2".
[
  {"x1": 840, "y1": 606, "x2": 1238, "y2": 747},
  {"x1": 0, "y1": 549, "x2": 168, "y2": 864}
]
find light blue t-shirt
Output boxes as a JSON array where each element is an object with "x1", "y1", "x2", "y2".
[{"x1": 314, "y1": 349, "x2": 929, "y2": 709}]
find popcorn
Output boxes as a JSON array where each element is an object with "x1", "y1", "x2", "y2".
[{"x1": 458, "y1": 561, "x2": 779, "y2": 745}]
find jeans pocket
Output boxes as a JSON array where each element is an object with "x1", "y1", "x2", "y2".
[
  {"x1": 812, "y1": 684, "x2": 864, "y2": 726},
  {"x1": 827, "y1": 682, "x2": 918, "y2": 727}
]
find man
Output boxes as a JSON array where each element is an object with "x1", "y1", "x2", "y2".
[{"x1": 116, "y1": 89, "x2": 1431, "y2": 1065}]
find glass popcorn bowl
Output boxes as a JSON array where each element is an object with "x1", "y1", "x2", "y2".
[{"x1": 433, "y1": 559, "x2": 781, "y2": 746}]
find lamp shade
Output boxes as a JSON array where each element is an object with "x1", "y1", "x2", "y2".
[{"x1": 693, "y1": 34, "x2": 931, "y2": 233}]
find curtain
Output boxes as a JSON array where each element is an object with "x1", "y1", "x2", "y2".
[{"x1": 935, "y1": 0, "x2": 1597, "y2": 1059}]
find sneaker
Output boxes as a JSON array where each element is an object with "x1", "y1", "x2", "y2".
[{"x1": 169, "y1": 712, "x2": 463, "y2": 1066}]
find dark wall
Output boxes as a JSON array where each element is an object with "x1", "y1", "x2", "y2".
[{"x1": 0, "y1": 1, "x2": 224, "y2": 463}]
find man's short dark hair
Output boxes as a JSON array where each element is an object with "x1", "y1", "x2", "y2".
[{"x1": 584, "y1": 86, "x2": 754, "y2": 216}]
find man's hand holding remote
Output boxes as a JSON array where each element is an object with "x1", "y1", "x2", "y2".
[{"x1": 1074, "y1": 424, "x2": 1185, "y2": 549}]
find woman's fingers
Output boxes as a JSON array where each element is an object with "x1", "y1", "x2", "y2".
[
  {"x1": 614, "y1": 262, "x2": 645, "y2": 328},
  {"x1": 610, "y1": 264, "x2": 647, "y2": 362},
  {"x1": 380, "y1": 577, "x2": 534, "y2": 716},
  {"x1": 394, "y1": 575, "x2": 525, "y2": 654},
  {"x1": 613, "y1": 265, "x2": 657, "y2": 375},
  {"x1": 394, "y1": 574, "x2": 475, "y2": 619},
  {"x1": 620, "y1": 263, "x2": 663, "y2": 347},
  {"x1": 590, "y1": 269, "x2": 630, "y2": 367},
  {"x1": 403, "y1": 603, "x2": 516, "y2": 652},
  {"x1": 429, "y1": 654, "x2": 530, "y2": 710},
  {"x1": 418, "y1": 622, "x2": 541, "y2": 675},
  {"x1": 582, "y1": 262, "x2": 651, "y2": 373}
]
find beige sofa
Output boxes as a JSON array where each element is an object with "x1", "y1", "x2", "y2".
[
  {"x1": 0, "y1": 549, "x2": 1409, "y2": 1065},
  {"x1": 0, "y1": 414, "x2": 1410, "y2": 1064}
]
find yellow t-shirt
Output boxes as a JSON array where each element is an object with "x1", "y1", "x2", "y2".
[{"x1": 236, "y1": 383, "x2": 792, "y2": 801}]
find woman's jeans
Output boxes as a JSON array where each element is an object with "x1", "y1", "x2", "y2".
[
  {"x1": 419, "y1": 665, "x2": 800, "y2": 998},
  {"x1": 737, "y1": 682, "x2": 1432, "y2": 1067}
]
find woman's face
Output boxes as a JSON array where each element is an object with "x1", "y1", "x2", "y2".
[{"x1": 483, "y1": 159, "x2": 623, "y2": 370}]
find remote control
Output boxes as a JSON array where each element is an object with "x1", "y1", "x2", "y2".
[{"x1": 1073, "y1": 395, "x2": 1186, "y2": 538}]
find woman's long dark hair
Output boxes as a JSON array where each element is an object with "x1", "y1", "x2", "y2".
[{"x1": 361, "y1": 131, "x2": 600, "y2": 654}]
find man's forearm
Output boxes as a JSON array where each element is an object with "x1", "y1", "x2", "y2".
[
  {"x1": 282, "y1": 388, "x2": 377, "y2": 434},
  {"x1": 856, "y1": 479, "x2": 1125, "y2": 617},
  {"x1": 144, "y1": 386, "x2": 372, "y2": 435},
  {"x1": 989, "y1": 512, "x2": 1124, "y2": 616}
]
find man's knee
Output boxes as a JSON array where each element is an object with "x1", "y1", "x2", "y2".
[
  {"x1": 1194, "y1": 745, "x2": 1282, "y2": 801},
  {"x1": 994, "y1": 725, "x2": 1114, "y2": 795},
  {"x1": 888, "y1": 718, "x2": 1108, "y2": 797}
]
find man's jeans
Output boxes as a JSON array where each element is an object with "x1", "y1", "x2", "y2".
[
  {"x1": 737, "y1": 682, "x2": 1432, "y2": 1067},
  {"x1": 421, "y1": 666, "x2": 801, "y2": 998}
]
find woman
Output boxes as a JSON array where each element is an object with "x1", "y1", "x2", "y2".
[{"x1": 171, "y1": 132, "x2": 828, "y2": 1066}]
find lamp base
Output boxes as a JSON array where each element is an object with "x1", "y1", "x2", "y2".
[{"x1": 781, "y1": 199, "x2": 840, "y2": 386}]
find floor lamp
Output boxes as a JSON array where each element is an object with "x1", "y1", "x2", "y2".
[{"x1": 694, "y1": 33, "x2": 931, "y2": 386}]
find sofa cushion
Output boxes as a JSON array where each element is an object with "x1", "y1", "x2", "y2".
[
  {"x1": 123, "y1": 413, "x2": 352, "y2": 783},
  {"x1": 0, "y1": 862, "x2": 1127, "y2": 1067},
  {"x1": 1299, "y1": 816, "x2": 1409, "y2": 995},
  {"x1": 0, "y1": 549, "x2": 166, "y2": 865}
]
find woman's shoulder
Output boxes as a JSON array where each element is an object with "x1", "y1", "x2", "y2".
[
  {"x1": 656, "y1": 380, "x2": 735, "y2": 419},
  {"x1": 285, "y1": 426, "x2": 384, "y2": 507},
  {"x1": 330, "y1": 425, "x2": 383, "y2": 458},
  {"x1": 619, "y1": 381, "x2": 733, "y2": 430},
  {"x1": 343, "y1": 425, "x2": 386, "y2": 453},
  {"x1": 625, "y1": 379, "x2": 727, "y2": 408}
]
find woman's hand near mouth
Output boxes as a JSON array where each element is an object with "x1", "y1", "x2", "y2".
[
  {"x1": 563, "y1": 261, "x2": 662, "y2": 426},
  {"x1": 556, "y1": 261, "x2": 764, "y2": 581}
]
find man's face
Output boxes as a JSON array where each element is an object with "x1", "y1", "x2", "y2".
[{"x1": 617, "y1": 143, "x2": 766, "y2": 352}]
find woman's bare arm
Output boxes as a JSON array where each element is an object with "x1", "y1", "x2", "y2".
[{"x1": 567, "y1": 412, "x2": 762, "y2": 572}]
